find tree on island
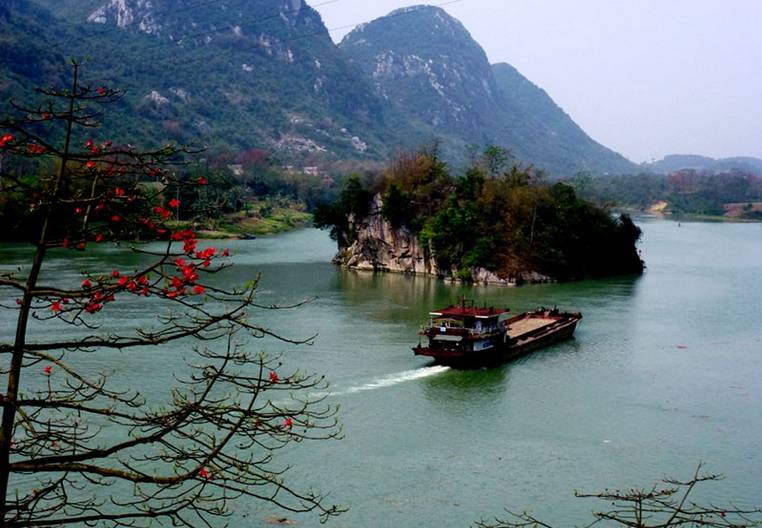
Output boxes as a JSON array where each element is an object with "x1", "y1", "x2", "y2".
[
  {"x1": 475, "y1": 464, "x2": 761, "y2": 528},
  {"x1": 316, "y1": 147, "x2": 645, "y2": 283},
  {"x1": 0, "y1": 63, "x2": 343, "y2": 526}
]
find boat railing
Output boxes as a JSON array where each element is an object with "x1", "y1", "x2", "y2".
[{"x1": 421, "y1": 325, "x2": 501, "y2": 337}]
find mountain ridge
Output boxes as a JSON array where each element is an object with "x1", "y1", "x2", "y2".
[
  {"x1": 339, "y1": 4, "x2": 636, "y2": 174},
  {"x1": 2, "y1": 0, "x2": 638, "y2": 174},
  {"x1": 643, "y1": 154, "x2": 762, "y2": 176}
]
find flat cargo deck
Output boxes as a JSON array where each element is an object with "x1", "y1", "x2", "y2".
[{"x1": 506, "y1": 317, "x2": 556, "y2": 338}]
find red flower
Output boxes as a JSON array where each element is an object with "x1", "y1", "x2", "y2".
[
  {"x1": 85, "y1": 160, "x2": 97, "y2": 170},
  {"x1": 222, "y1": 249, "x2": 230, "y2": 257},
  {"x1": 97, "y1": 86, "x2": 107, "y2": 95},
  {"x1": 42, "y1": 112, "x2": 51, "y2": 120},
  {"x1": 84, "y1": 302, "x2": 103, "y2": 314},
  {"x1": 51, "y1": 301, "x2": 62, "y2": 312},
  {"x1": 197, "y1": 176, "x2": 208, "y2": 185},
  {"x1": 192, "y1": 285, "x2": 205, "y2": 295},
  {"x1": 196, "y1": 247, "x2": 217, "y2": 260},
  {"x1": 95, "y1": 233, "x2": 104, "y2": 243},
  {"x1": 0, "y1": 134, "x2": 13, "y2": 147},
  {"x1": 114, "y1": 187, "x2": 126, "y2": 197},
  {"x1": 81, "y1": 279, "x2": 92, "y2": 288},
  {"x1": 168, "y1": 198, "x2": 180, "y2": 209},
  {"x1": 198, "y1": 467, "x2": 210, "y2": 479},
  {"x1": 111, "y1": 270, "x2": 120, "y2": 278},
  {"x1": 117, "y1": 276, "x2": 129, "y2": 287},
  {"x1": 283, "y1": 417, "x2": 293, "y2": 428},
  {"x1": 43, "y1": 365, "x2": 53, "y2": 376},
  {"x1": 110, "y1": 214, "x2": 121, "y2": 223},
  {"x1": 74, "y1": 207, "x2": 83, "y2": 215},
  {"x1": 27, "y1": 143, "x2": 46, "y2": 155},
  {"x1": 153, "y1": 206, "x2": 171, "y2": 220},
  {"x1": 269, "y1": 371, "x2": 279, "y2": 383}
]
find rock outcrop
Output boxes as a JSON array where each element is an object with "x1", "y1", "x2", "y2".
[
  {"x1": 335, "y1": 195, "x2": 554, "y2": 285},
  {"x1": 335, "y1": 195, "x2": 436, "y2": 275}
]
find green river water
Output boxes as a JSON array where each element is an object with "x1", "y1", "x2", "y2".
[{"x1": 1, "y1": 217, "x2": 761, "y2": 527}]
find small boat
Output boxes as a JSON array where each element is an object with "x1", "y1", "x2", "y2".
[{"x1": 412, "y1": 301, "x2": 582, "y2": 367}]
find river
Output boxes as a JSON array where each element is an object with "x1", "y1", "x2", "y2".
[{"x1": 1, "y1": 217, "x2": 761, "y2": 527}]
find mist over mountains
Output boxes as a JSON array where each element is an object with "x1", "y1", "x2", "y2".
[
  {"x1": 1, "y1": 0, "x2": 642, "y2": 175},
  {"x1": 643, "y1": 154, "x2": 762, "y2": 177}
]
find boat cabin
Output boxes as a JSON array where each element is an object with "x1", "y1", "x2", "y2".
[
  {"x1": 429, "y1": 305, "x2": 508, "y2": 334},
  {"x1": 420, "y1": 304, "x2": 510, "y2": 355}
]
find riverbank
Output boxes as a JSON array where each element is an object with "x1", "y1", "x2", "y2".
[
  {"x1": 619, "y1": 207, "x2": 762, "y2": 223},
  {"x1": 178, "y1": 200, "x2": 313, "y2": 239}
]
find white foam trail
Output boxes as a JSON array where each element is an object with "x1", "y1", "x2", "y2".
[{"x1": 332, "y1": 365, "x2": 450, "y2": 396}]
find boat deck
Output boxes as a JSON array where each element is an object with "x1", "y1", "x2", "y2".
[{"x1": 506, "y1": 317, "x2": 556, "y2": 339}]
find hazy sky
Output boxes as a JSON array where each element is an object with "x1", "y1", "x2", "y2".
[{"x1": 313, "y1": 0, "x2": 762, "y2": 163}]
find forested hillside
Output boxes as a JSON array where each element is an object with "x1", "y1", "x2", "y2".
[{"x1": 2, "y1": 0, "x2": 637, "y2": 175}]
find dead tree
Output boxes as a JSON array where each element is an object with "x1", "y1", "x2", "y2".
[
  {"x1": 474, "y1": 463, "x2": 761, "y2": 528},
  {"x1": 0, "y1": 62, "x2": 343, "y2": 527}
]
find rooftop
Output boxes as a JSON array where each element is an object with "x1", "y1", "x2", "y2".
[{"x1": 430, "y1": 305, "x2": 508, "y2": 319}]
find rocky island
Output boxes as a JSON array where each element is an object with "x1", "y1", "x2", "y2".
[{"x1": 316, "y1": 148, "x2": 645, "y2": 285}]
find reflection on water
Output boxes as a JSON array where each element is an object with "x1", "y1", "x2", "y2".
[{"x1": 337, "y1": 267, "x2": 642, "y2": 317}]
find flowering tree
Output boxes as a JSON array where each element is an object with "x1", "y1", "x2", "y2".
[
  {"x1": 474, "y1": 464, "x2": 761, "y2": 528},
  {"x1": 0, "y1": 63, "x2": 342, "y2": 526}
]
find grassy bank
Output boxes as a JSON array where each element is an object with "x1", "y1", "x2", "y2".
[{"x1": 173, "y1": 199, "x2": 313, "y2": 239}]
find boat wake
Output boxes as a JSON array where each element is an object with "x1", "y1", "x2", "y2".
[{"x1": 332, "y1": 366, "x2": 450, "y2": 396}]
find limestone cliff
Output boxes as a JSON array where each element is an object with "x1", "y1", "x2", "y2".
[
  {"x1": 335, "y1": 195, "x2": 436, "y2": 275},
  {"x1": 334, "y1": 195, "x2": 553, "y2": 285}
]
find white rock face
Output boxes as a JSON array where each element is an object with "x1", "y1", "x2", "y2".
[
  {"x1": 88, "y1": 0, "x2": 161, "y2": 34},
  {"x1": 337, "y1": 194, "x2": 554, "y2": 285},
  {"x1": 350, "y1": 136, "x2": 367, "y2": 152},
  {"x1": 339, "y1": 196, "x2": 437, "y2": 275},
  {"x1": 272, "y1": 134, "x2": 327, "y2": 154},
  {"x1": 169, "y1": 87, "x2": 191, "y2": 103},
  {"x1": 144, "y1": 90, "x2": 169, "y2": 106}
]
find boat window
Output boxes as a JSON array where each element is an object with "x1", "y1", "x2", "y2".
[{"x1": 433, "y1": 318, "x2": 463, "y2": 328}]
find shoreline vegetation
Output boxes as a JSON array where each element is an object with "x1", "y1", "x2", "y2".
[
  {"x1": 571, "y1": 171, "x2": 762, "y2": 221},
  {"x1": 189, "y1": 200, "x2": 313, "y2": 239}
]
